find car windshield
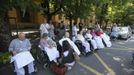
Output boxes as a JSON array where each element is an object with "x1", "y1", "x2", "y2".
[{"x1": 118, "y1": 27, "x2": 128, "y2": 31}]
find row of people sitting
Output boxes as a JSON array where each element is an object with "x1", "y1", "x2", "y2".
[
  {"x1": 39, "y1": 28, "x2": 112, "y2": 75},
  {"x1": 75, "y1": 28, "x2": 112, "y2": 55}
]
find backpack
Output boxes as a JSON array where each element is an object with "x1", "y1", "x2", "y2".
[{"x1": 50, "y1": 62, "x2": 67, "y2": 75}]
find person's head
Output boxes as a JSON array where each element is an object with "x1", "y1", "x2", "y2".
[
  {"x1": 18, "y1": 32, "x2": 26, "y2": 41},
  {"x1": 91, "y1": 28, "x2": 95, "y2": 32},
  {"x1": 87, "y1": 29, "x2": 91, "y2": 33},
  {"x1": 61, "y1": 21, "x2": 64, "y2": 25},
  {"x1": 74, "y1": 22, "x2": 77, "y2": 26},
  {"x1": 79, "y1": 23, "x2": 82, "y2": 25},
  {"x1": 42, "y1": 33, "x2": 48, "y2": 40},
  {"x1": 62, "y1": 40, "x2": 71, "y2": 52},
  {"x1": 64, "y1": 32, "x2": 70, "y2": 38}
]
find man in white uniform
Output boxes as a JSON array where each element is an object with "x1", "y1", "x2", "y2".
[
  {"x1": 39, "y1": 19, "x2": 50, "y2": 36},
  {"x1": 72, "y1": 23, "x2": 79, "y2": 42}
]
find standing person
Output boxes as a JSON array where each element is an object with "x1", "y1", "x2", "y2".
[
  {"x1": 110, "y1": 23, "x2": 119, "y2": 39},
  {"x1": 49, "y1": 21, "x2": 55, "y2": 40},
  {"x1": 9, "y1": 33, "x2": 35, "y2": 75},
  {"x1": 59, "y1": 21, "x2": 66, "y2": 39},
  {"x1": 72, "y1": 22, "x2": 79, "y2": 42},
  {"x1": 111, "y1": 23, "x2": 119, "y2": 32},
  {"x1": 39, "y1": 19, "x2": 50, "y2": 36}
]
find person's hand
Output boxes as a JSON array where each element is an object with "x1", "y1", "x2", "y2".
[{"x1": 12, "y1": 51, "x2": 17, "y2": 56}]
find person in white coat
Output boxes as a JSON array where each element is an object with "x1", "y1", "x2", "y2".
[
  {"x1": 39, "y1": 19, "x2": 50, "y2": 36},
  {"x1": 48, "y1": 21, "x2": 55, "y2": 39},
  {"x1": 72, "y1": 23, "x2": 79, "y2": 42}
]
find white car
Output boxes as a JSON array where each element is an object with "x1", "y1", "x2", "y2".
[{"x1": 117, "y1": 26, "x2": 132, "y2": 39}]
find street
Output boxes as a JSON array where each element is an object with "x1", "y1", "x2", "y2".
[{"x1": 0, "y1": 36, "x2": 134, "y2": 75}]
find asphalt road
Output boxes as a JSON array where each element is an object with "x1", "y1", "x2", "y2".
[{"x1": 1, "y1": 36, "x2": 134, "y2": 75}]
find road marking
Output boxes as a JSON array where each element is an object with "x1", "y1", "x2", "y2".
[
  {"x1": 77, "y1": 61, "x2": 103, "y2": 75},
  {"x1": 114, "y1": 44, "x2": 134, "y2": 50},
  {"x1": 94, "y1": 53, "x2": 116, "y2": 75},
  {"x1": 105, "y1": 47, "x2": 134, "y2": 51}
]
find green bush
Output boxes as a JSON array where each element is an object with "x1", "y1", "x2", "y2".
[{"x1": 0, "y1": 52, "x2": 11, "y2": 65}]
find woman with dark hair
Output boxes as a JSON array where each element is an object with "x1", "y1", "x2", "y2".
[
  {"x1": 60, "y1": 40, "x2": 75, "y2": 70},
  {"x1": 59, "y1": 31, "x2": 80, "y2": 55}
]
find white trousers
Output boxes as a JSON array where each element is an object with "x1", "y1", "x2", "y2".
[
  {"x1": 14, "y1": 62, "x2": 34, "y2": 75},
  {"x1": 90, "y1": 39, "x2": 97, "y2": 50},
  {"x1": 82, "y1": 41, "x2": 91, "y2": 52}
]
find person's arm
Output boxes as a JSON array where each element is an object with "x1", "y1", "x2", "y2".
[
  {"x1": 9, "y1": 40, "x2": 16, "y2": 55},
  {"x1": 26, "y1": 39, "x2": 31, "y2": 51},
  {"x1": 52, "y1": 40, "x2": 57, "y2": 47},
  {"x1": 39, "y1": 24, "x2": 43, "y2": 30},
  {"x1": 39, "y1": 39, "x2": 45, "y2": 50}
]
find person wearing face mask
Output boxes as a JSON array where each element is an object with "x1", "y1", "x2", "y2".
[{"x1": 9, "y1": 32, "x2": 35, "y2": 75}]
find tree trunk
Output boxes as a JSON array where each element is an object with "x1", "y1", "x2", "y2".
[
  {"x1": 0, "y1": 12, "x2": 11, "y2": 52},
  {"x1": 69, "y1": 14, "x2": 73, "y2": 40},
  {"x1": 47, "y1": 14, "x2": 52, "y2": 23},
  {"x1": 104, "y1": 20, "x2": 109, "y2": 30}
]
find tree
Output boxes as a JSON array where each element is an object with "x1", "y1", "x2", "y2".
[
  {"x1": 41, "y1": 0, "x2": 62, "y2": 22},
  {"x1": 61, "y1": 0, "x2": 91, "y2": 36},
  {"x1": 89, "y1": 0, "x2": 134, "y2": 28}
]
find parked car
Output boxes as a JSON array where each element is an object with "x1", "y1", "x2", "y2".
[{"x1": 117, "y1": 26, "x2": 132, "y2": 39}]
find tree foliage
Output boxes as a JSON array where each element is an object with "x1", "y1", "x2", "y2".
[
  {"x1": 62, "y1": 0, "x2": 91, "y2": 20},
  {"x1": 40, "y1": 0, "x2": 62, "y2": 22}
]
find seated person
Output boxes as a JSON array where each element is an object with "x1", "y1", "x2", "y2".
[
  {"x1": 9, "y1": 32, "x2": 34, "y2": 75},
  {"x1": 40, "y1": 33, "x2": 52, "y2": 49},
  {"x1": 59, "y1": 31, "x2": 81, "y2": 55},
  {"x1": 90, "y1": 28, "x2": 96, "y2": 38},
  {"x1": 85, "y1": 29, "x2": 97, "y2": 50},
  {"x1": 99, "y1": 30, "x2": 112, "y2": 47},
  {"x1": 110, "y1": 24, "x2": 119, "y2": 39},
  {"x1": 59, "y1": 40, "x2": 75, "y2": 70},
  {"x1": 76, "y1": 30, "x2": 91, "y2": 53},
  {"x1": 96, "y1": 29, "x2": 112, "y2": 47},
  {"x1": 93, "y1": 32, "x2": 105, "y2": 49},
  {"x1": 40, "y1": 33, "x2": 59, "y2": 62}
]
